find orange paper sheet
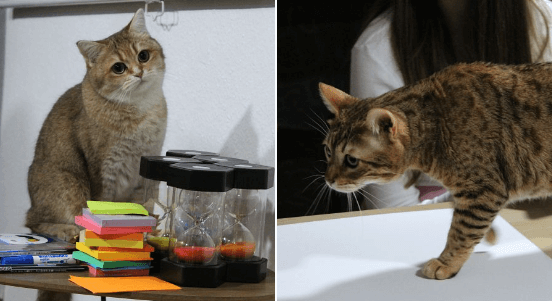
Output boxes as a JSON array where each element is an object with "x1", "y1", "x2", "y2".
[
  {"x1": 81, "y1": 230, "x2": 144, "y2": 249},
  {"x1": 69, "y1": 275, "x2": 181, "y2": 294}
]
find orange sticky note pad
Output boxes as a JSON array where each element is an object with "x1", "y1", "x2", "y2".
[{"x1": 69, "y1": 275, "x2": 181, "y2": 294}]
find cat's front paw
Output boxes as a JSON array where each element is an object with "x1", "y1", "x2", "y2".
[
  {"x1": 55, "y1": 224, "x2": 81, "y2": 243},
  {"x1": 422, "y1": 258, "x2": 461, "y2": 280}
]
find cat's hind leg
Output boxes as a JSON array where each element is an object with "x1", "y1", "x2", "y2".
[{"x1": 422, "y1": 188, "x2": 507, "y2": 279}]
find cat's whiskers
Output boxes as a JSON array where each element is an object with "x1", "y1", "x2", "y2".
[
  {"x1": 306, "y1": 182, "x2": 330, "y2": 215},
  {"x1": 113, "y1": 75, "x2": 143, "y2": 104},
  {"x1": 123, "y1": 77, "x2": 141, "y2": 91},
  {"x1": 117, "y1": 88, "x2": 130, "y2": 104},
  {"x1": 302, "y1": 174, "x2": 325, "y2": 194},
  {"x1": 310, "y1": 109, "x2": 330, "y2": 132},
  {"x1": 325, "y1": 185, "x2": 332, "y2": 213},
  {"x1": 365, "y1": 183, "x2": 387, "y2": 193},
  {"x1": 146, "y1": 69, "x2": 163, "y2": 78},
  {"x1": 356, "y1": 188, "x2": 384, "y2": 209},
  {"x1": 110, "y1": 85, "x2": 130, "y2": 105},
  {"x1": 352, "y1": 191, "x2": 362, "y2": 212},
  {"x1": 344, "y1": 192, "x2": 362, "y2": 212},
  {"x1": 313, "y1": 165, "x2": 326, "y2": 174},
  {"x1": 346, "y1": 193, "x2": 353, "y2": 212},
  {"x1": 307, "y1": 115, "x2": 328, "y2": 137},
  {"x1": 306, "y1": 110, "x2": 329, "y2": 137},
  {"x1": 120, "y1": 89, "x2": 132, "y2": 105},
  {"x1": 161, "y1": 70, "x2": 178, "y2": 80}
]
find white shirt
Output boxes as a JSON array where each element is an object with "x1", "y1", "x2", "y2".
[{"x1": 350, "y1": 0, "x2": 552, "y2": 209}]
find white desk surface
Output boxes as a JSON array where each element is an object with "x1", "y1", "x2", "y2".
[{"x1": 277, "y1": 202, "x2": 552, "y2": 301}]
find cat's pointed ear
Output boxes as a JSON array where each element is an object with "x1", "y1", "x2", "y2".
[
  {"x1": 367, "y1": 108, "x2": 407, "y2": 138},
  {"x1": 126, "y1": 8, "x2": 149, "y2": 35},
  {"x1": 77, "y1": 40, "x2": 103, "y2": 67},
  {"x1": 319, "y1": 83, "x2": 358, "y2": 116}
]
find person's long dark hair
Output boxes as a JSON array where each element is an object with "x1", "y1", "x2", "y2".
[
  {"x1": 359, "y1": 0, "x2": 547, "y2": 188},
  {"x1": 361, "y1": 0, "x2": 544, "y2": 84}
]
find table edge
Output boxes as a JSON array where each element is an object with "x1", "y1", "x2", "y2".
[
  {"x1": 0, "y1": 270, "x2": 275, "y2": 301},
  {"x1": 277, "y1": 202, "x2": 452, "y2": 226}
]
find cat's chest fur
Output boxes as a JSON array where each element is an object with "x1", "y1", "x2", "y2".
[{"x1": 78, "y1": 82, "x2": 167, "y2": 202}]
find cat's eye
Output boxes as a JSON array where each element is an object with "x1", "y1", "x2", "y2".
[
  {"x1": 324, "y1": 145, "x2": 331, "y2": 158},
  {"x1": 138, "y1": 50, "x2": 150, "y2": 63},
  {"x1": 111, "y1": 62, "x2": 127, "y2": 74},
  {"x1": 345, "y1": 154, "x2": 359, "y2": 168}
]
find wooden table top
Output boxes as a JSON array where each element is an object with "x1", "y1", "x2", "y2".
[
  {"x1": 278, "y1": 200, "x2": 552, "y2": 260},
  {"x1": 0, "y1": 269, "x2": 275, "y2": 300}
]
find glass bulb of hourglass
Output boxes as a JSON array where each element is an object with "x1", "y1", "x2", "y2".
[
  {"x1": 183, "y1": 190, "x2": 217, "y2": 221},
  {"x1": 221, "y1": 189, "x2": 259, "y2": 260},
  {"x1": 225, "y1": 189, "x2": 258, "y2": 217},
  {"x1": 174, "y1": 226, "x2": 216, "y2": 263},
  {"x1": 221, "y1": 221, "x2": 256, "y2": 259},
  {"x1": 170, "y1": 190, "x2": 219, "y2": 264}
]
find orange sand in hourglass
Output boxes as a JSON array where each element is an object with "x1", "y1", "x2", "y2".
[
  {"x1": 220, "y1": 242, "x2": 256, "y2": 259},
  {"x1": 174, "y1": 246, "x2": 216, "y2": 263}
]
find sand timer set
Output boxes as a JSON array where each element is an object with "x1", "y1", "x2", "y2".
[{"x1": 139, "y1": 150, "x2": 274, "y2": 288}]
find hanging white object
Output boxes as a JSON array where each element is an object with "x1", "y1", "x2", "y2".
[{"x1": 145, "y1": 0, "x2": 164, "y2": 22}]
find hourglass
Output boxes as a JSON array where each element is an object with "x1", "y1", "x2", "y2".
[
  {"x1": 221, "y1": 189, "x2": 258, "y2": 259},
  {"x1": 215, "y1": 162, "x2": 274, "y2": 283},
  {"x1": 171, "y1": 189, "x2": 218, "y2": 264},
  {"x1": 139, "y1": 156, "x2": 200, "y2": 271},
  {"x1": 160, "y1": 162, "x2": 233, "y2": 288}
]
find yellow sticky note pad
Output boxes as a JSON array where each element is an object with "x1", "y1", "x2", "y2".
[
  {"x1": 76, "y1": 242, "x2": 153, "y2": 261},
  {"x1": 87, "y1": 201, "x2": 149, "y2": 215},
  {"x1": 69, "y1": 276, "x2": 181, "y2": 294}
]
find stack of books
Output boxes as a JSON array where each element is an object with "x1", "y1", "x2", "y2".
[
  {"x1": 73, "y1": 201, "x2": 157, "y2": 277},
  {"x1": 0, "y1": 233, "x2": 86, "y2": 273}
]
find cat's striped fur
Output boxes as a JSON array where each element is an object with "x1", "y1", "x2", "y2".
[{"x1": 320, "y1": 61, "x2": 552, "y2": 279}]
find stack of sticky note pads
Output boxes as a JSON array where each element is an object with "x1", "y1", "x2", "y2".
[{"x1": 72, "y1": 201, "x2": 157, "y2": 277}]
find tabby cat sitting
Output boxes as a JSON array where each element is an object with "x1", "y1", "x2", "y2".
[{"x1": 27, "y1": 9, "x2": 166, "y2": 246}]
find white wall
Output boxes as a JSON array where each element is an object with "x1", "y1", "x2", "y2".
[{"x1": 0, "y1": 2, "x2": 274, "y2": 300}]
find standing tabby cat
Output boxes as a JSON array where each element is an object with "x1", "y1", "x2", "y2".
[
  {"x1": 27, "y1": 6, "x2": 165, "y2": 283},
  {"x1": 320, "y1": 61, "x2": 552, "y2": 279}
]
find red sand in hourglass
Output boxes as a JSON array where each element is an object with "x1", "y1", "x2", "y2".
[
  {"x1": 174, "y1": 246, "x2": 216, "y2": 263},
  {"x1": 220, "y1": 242, "x2": 256, "y2": 259}
]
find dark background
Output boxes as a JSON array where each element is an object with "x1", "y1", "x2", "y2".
[{"x1": 277, "y1": 2, "x2": 375, "y2": 219}]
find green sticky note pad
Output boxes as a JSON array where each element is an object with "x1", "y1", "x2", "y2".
[
  {"x1": 87, "y1": 201, "x2": 149, "y2": 216},
  {"x1": 72, "y1": 251, "x2": 151, "y2": 269}
]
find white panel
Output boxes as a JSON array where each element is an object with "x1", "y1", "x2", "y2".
[
  {"x1": 0, "y1": 6, "x2": 274, "y2": 301},
  {"x1": 278, "y1": 210, "x2": 552, "y2": 301}
]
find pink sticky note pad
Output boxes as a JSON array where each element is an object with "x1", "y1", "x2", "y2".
[
  {"x1": 75, "y1": 215, "x2": 153, "y2": 235},
  {"x1": 88, "y1": 266, "x2": 150, "y2": 277}
]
